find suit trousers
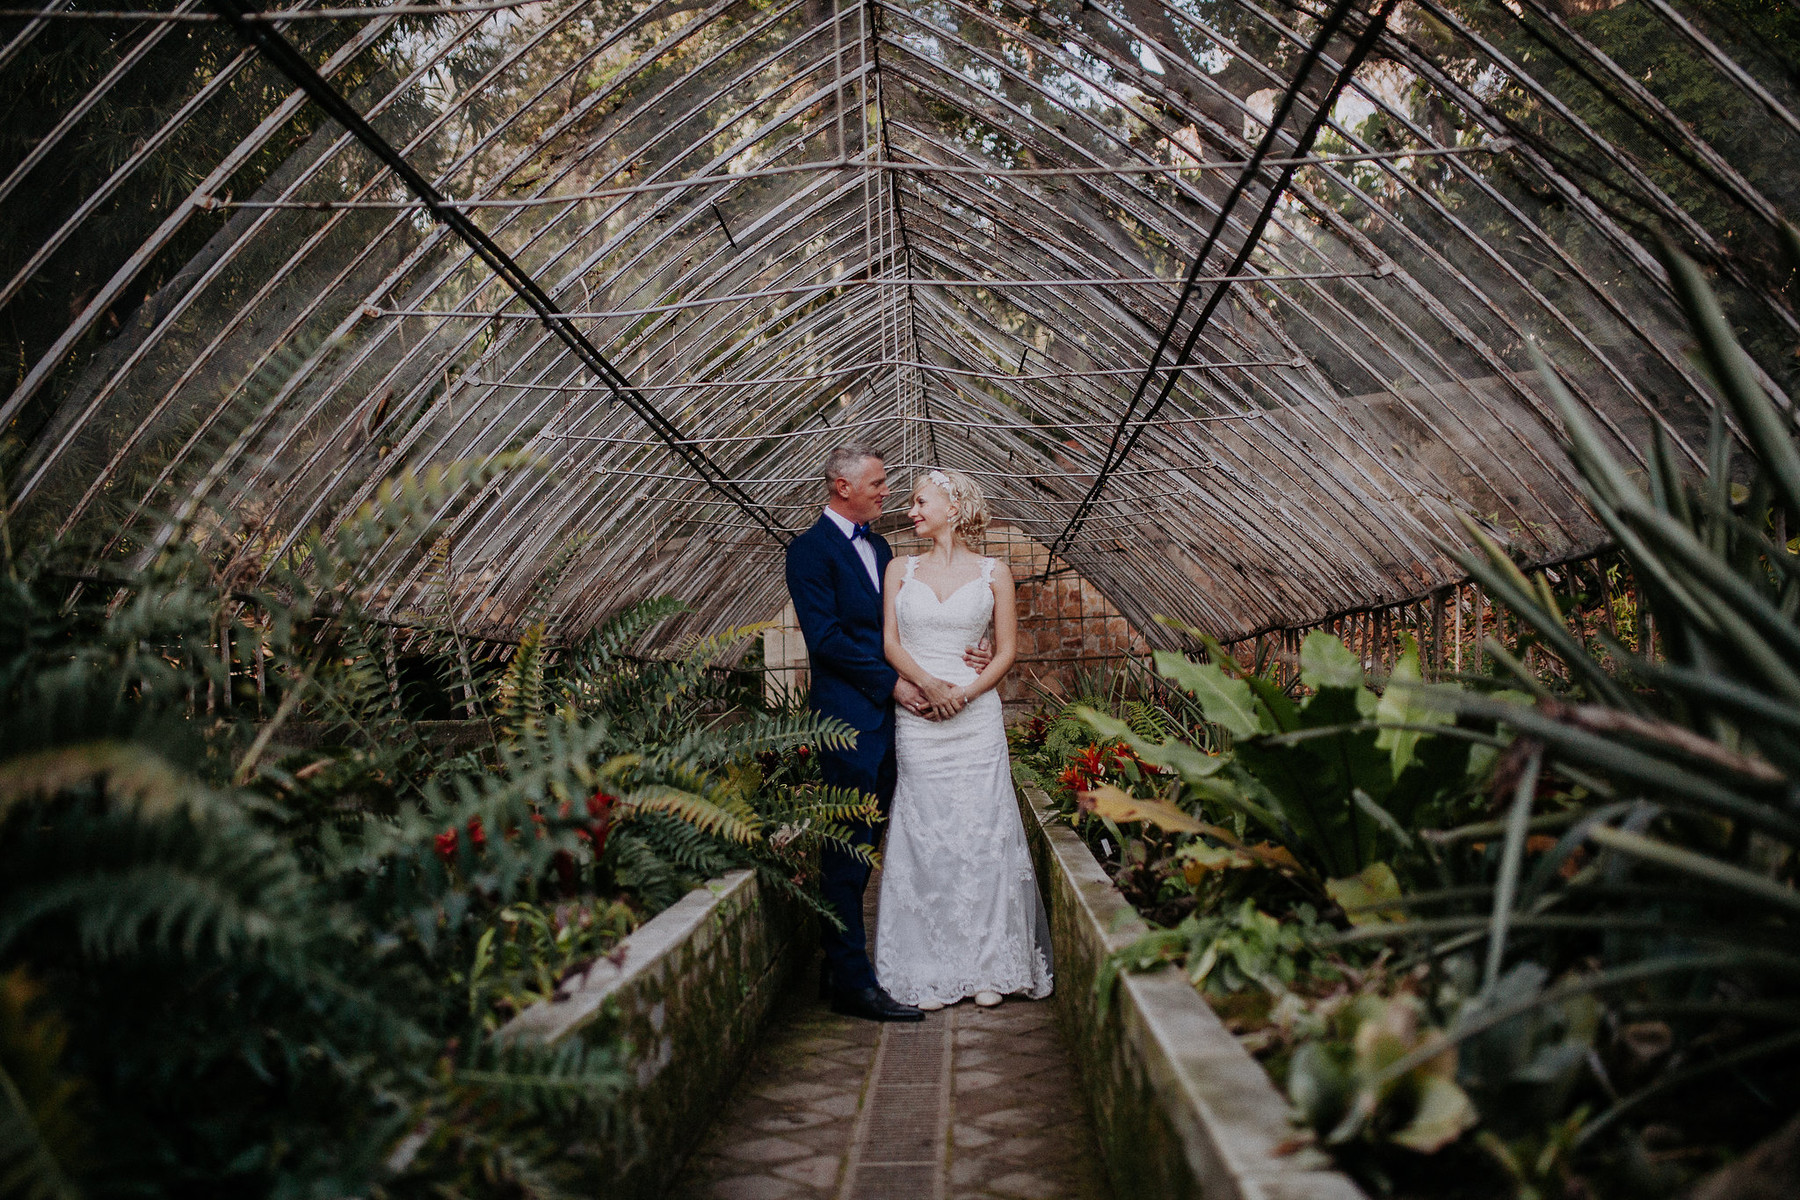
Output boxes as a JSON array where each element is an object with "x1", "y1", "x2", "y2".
[{"x1": 816, "y1": 713, "x2": 897, "y2": 994}]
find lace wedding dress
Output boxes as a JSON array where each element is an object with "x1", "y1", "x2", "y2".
[{"x1": 875, "y1": 556, "x2": 1053, "y2": 1006}]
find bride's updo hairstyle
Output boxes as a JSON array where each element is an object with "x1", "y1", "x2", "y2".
[{"x1": 921, "y1": 467, "x2": 988, "y2": 545}]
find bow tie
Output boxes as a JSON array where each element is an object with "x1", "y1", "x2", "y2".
[{"x1": 850, "y1": 522, "x2": 871, "y2": 542}]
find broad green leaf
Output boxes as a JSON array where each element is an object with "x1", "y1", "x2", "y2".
[
  {"x1": 1152, "y1": 651, "x2": 1269, "y2": 738},
  {"x1": 1325, "y1": 863, "x2": 1405, "y2": 927},
  {"x1": 1375, "y1": 636, "x2": 1452, "y2": 779},
  {"x1": 1241, "y1": 671, "x2": 1302, "y2": 732},
  {"x1": 1074, "y1": 707, "x2": 1225, "y2": 782},
  {"x1": 1300, "y1": 631, "x2": 1362, "y2": 692}
]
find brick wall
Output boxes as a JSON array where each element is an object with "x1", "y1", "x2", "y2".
[{"x1": 764, "y1": 522, "x2": 1148, "y2": 713}]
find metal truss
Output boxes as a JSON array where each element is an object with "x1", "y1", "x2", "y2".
[{"x1": 2, "y1": 0, "x2": 1795, "y2": 649}]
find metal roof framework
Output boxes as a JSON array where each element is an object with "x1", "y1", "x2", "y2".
[{"x1": 2, "y1": 0, "x2": 1795, "y2": 648}]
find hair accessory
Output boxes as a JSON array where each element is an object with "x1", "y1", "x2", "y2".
[{"x1": 927, "y1": 468, "x2": 953, "y2": 492}]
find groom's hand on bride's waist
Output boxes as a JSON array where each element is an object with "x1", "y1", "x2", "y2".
[{"x1": 963, "y1": 639, "x2": 993, "y2": 672}]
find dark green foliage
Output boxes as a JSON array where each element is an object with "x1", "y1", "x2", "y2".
[
  {"x1": 1214, "y1": 245, "x2": 1799, "y2": 1195},
  {"x1": 0, "y1": 447, "x2": 863, "y2": 1198}
]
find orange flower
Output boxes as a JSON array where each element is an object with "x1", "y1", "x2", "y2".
[{"x1": 1059, "y1": 743, "x2": 1118, "y2": 794}]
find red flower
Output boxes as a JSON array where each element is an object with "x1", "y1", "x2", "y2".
[
  {"x1": 1057, "y1": 740, "x2": 1150, "y2": 795},
  {"x1": 436, "y1": 817, "x2": 487, "y2": 862},
  {"x1": 795, "y1": 744, "x2": 811, "y2": 761},
  {"x1": 585, "y1": 791, "x2": 618, "y2": 858}
]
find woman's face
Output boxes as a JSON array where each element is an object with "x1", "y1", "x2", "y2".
[{"x1": 908, "y1": 481, "x2": 956, "y2": 539}]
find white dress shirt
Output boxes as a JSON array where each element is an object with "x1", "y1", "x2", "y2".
[{"x1": 823, "y1": 507, "x2": 881, "y2": 592}]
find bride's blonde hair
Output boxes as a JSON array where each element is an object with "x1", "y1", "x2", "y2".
[{"x1": 919, "y1": 467, "x2": 988, "y2": 545}]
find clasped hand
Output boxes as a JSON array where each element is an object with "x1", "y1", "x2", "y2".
[{"x1": 894, "y1": 641, "x2": 992, "y2": 721}]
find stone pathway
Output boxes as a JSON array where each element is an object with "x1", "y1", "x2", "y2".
[{"x1": 668, "y1": 986, "x2": 1113, "y2": 1200}]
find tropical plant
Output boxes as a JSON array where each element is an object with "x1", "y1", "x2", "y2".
[
  {"x1": 1098, "y1": 898, "x2": 1343, "y2": 1006},
  {"x1": 1336, "y1": 239, "x2": 1800, "y2": 1182},
  {"x1": 0, "y1": 448, "x2": 870, "y2": 1198},
  {"x1": 1064, "y1": 240, "x2": 1799, "y2": 1192},
  {"x1": 1076, "y1": 630, "x2": 1494, "y2": 907}
]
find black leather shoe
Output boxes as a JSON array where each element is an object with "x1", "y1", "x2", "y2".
[{"x1": 830, "y1": 986, "x2": 925, "y2": 1022}]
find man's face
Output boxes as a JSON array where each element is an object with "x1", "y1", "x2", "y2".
[{"x1": 834, "y1": 455, "x2": 890, "y2": 525}]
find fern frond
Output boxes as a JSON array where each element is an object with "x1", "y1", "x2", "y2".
[
  {"x1": 0, "y1": 741, "x2": 201, "y2": 823},
  {"x1": 495, "y1": 622, "x2": 548, "y2": 742},
  {"x1": 323, "y1": 456, "x2": 542, "y2": 593},
  {"x1": 1125, "y1": 700, "x2": 1167, "y2": 741},
  {"x1": 622, "y1": 812, "x2": 738, "y2": 879},
  {"x1": 758, "y1": 784, "x2": 881, "y2": 828},
  {"x1": 605, "y1": 832, "x2": 688, "y2": 913},
  {"x1": 770, "y1": 819, "x2": 879, "y2": 864},
  {"x1": 677, "y1": 622, "x2": 773, "y2": 668},
  {"x1": 613, "y1": 786, "x2": 760, "y2": 844},
  {"x1": 567, "y1": 598, "x2": 687, "y2": 674},
  {"x1": 670, "y1": 711, "x2": 857, "y2": 761},
  {"x1": 518, "y1": 536, "x2": 587, "y2": 634},
  {"x1": 456, "y1": 1036, "x2": 627, "y2": 1120}
]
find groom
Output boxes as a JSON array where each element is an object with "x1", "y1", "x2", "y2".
[{"x1": 784, "y1": 445, "x2": 959, "y2": 1022}]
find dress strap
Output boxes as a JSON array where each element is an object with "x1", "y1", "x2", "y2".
[
  {"x1": 903, "y1": 555, "x2": 918, "y2": 581},
  {"x1": 980, "y1": 556, "x2": 996, "y2": 583}
]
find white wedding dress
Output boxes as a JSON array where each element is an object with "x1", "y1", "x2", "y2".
[{"x1": 875, "y1": 556, "x2": 1053, "y2": 1006}]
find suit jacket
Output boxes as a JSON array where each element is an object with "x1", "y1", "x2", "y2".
[{"x1": 785, "y1": 514, "x2": 898, "y2": 733}]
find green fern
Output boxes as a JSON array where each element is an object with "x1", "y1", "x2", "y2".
[{"x1": 495, "y1": 621, "x2": 549, "y2": 742}]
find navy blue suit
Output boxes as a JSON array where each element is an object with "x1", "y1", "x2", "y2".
[{"x1": 785, "y1": 514, "x2": 898, "y2": 993}]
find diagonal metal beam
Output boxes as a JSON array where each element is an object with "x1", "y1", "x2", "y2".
[
  {"x1": 1046, "y1": 0, "x2": 1396, "y2": 563},
  {"x1": 206, "y1": 0, "x2": 793, "y2": 543}
]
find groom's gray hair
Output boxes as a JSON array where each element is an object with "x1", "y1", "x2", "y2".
[{"x1": 821, "y1": 444, "x2": 883, "y2": 494}]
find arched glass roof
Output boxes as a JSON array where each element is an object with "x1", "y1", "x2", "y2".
[{"x1": 3, "y1": 0, "x2": 1795, "y2": 647}]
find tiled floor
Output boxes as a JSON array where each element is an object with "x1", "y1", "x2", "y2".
[{"x1": 669, "y1": 971, "x2": 1112, "y2": 1200}]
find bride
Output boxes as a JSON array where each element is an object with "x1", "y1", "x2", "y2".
[{"x1": 874, "y1": 467, "x2": 1053, "y2": 1011}]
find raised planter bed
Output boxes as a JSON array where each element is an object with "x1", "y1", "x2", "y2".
[
  {"x1": 500, "y1": 869, "x2": 809, "y2": 1200},
  {"x1": 1018, "y1": 783, "x2": 1367, "y2": 1200}
]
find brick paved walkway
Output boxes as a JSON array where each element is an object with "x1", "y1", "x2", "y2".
[
  {"x1": 668, "y1": 986, "x2": 1112, "y2": 1200},
  {"x1": 670, "y1": 867, "x2": 1112, "y2": 1200}
]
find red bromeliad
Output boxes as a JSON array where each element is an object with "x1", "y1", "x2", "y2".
[
  {"x1": 585, "y1": 790, "x2": 617, "y2": 858},
  {"x1": 1057, "y1": 741, "x2": 1157, "y2": 795},
  {"x1": 434, "y1": 817, "x2": 488, "y2": 862}
]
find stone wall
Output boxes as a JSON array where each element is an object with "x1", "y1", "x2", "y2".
[
  {"x1": 500, "y1": 871, "x2": 810, "y2": 1200},
  {"x1": 1017, "y1": 782, "x2": 1366, "y2": 1200}
]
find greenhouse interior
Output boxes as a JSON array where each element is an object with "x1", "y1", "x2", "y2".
[{"x1": 3, "y1": 0, "x2": 1798, "y2": 1196}]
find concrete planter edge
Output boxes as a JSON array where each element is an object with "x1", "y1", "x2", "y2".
[{"x1": 1019, "y1": 783, "x2": 1367, "y2": 1200}]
